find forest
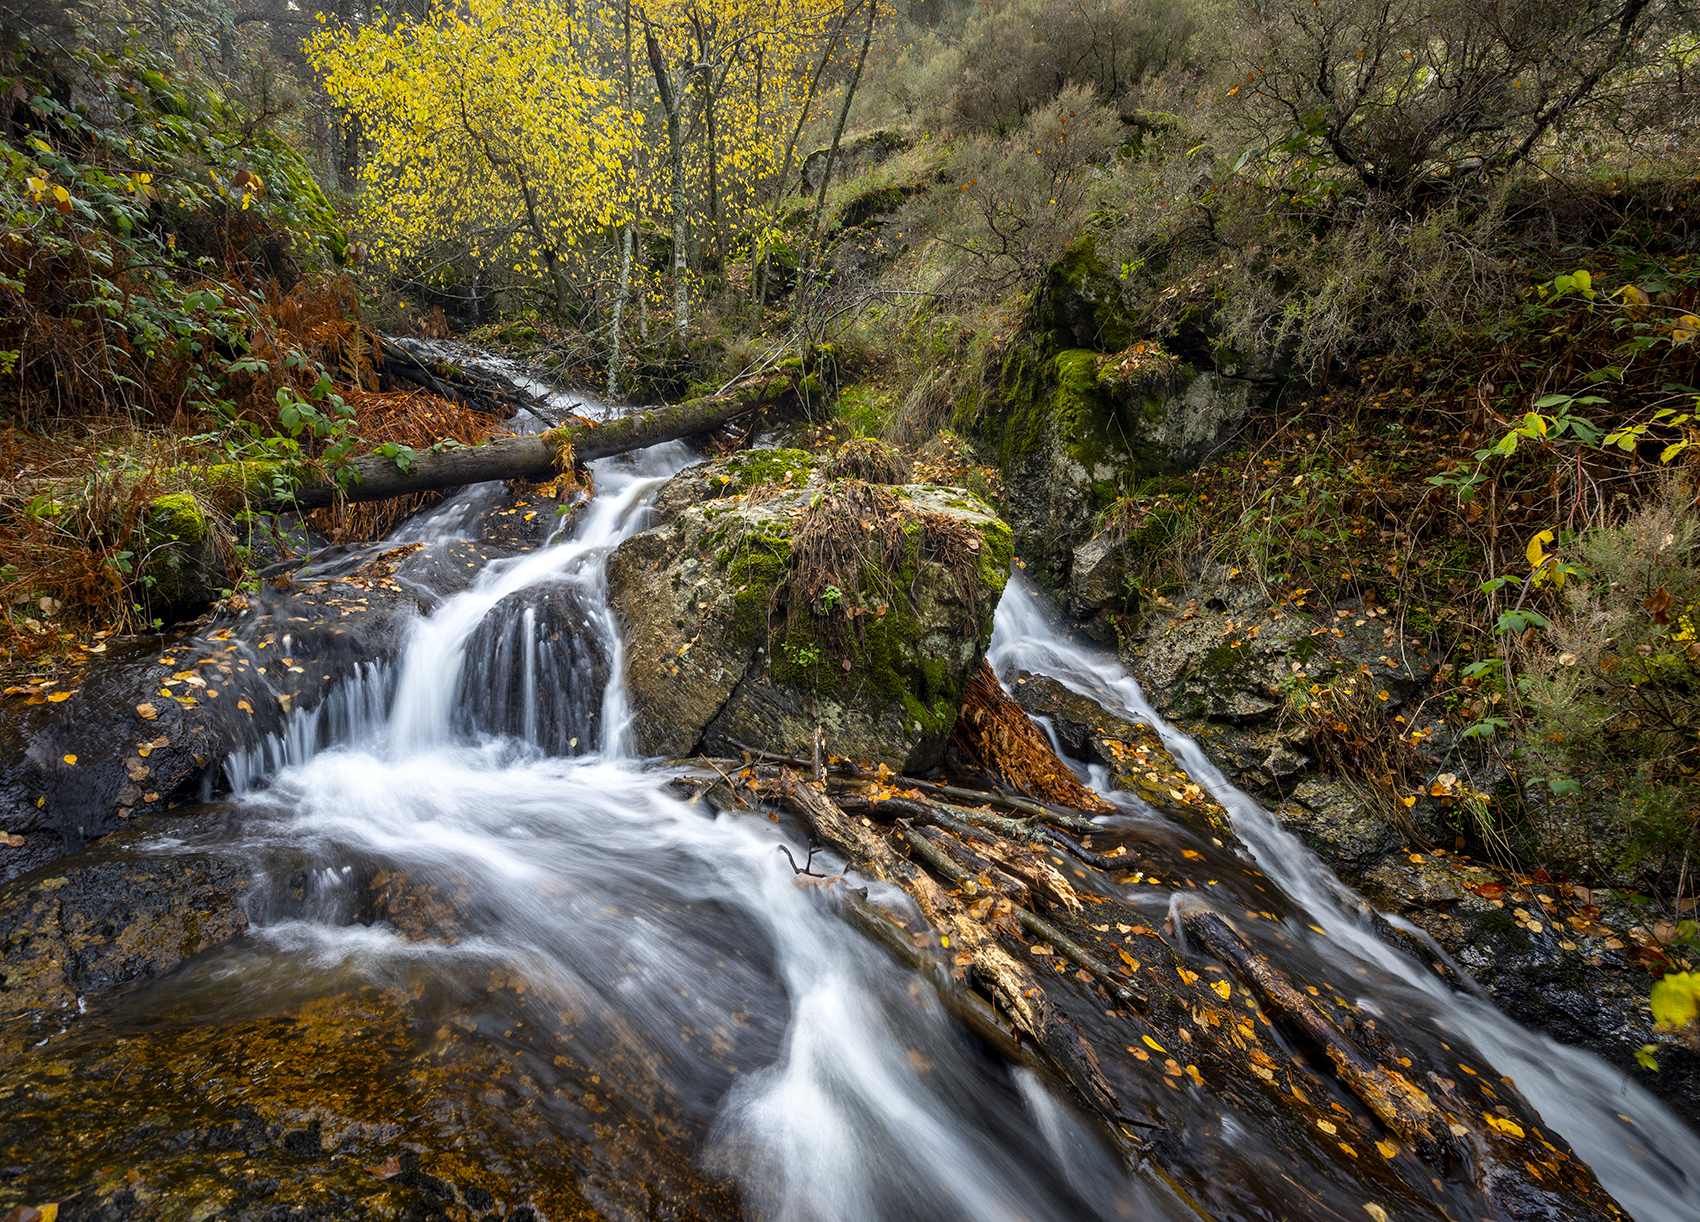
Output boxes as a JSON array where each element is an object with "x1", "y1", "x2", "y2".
[{"x1": 2, "y1": 0, "x2": 1700, "y2": 1215}]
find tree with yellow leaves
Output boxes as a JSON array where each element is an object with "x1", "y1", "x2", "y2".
[{"x1": 306, "y1": 0, "x2": 637, "y2": 320}]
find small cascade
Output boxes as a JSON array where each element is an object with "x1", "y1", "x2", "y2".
[
  {"x1": 223, "y1": 660, "x2": 393, "y2": 794},
  {"x1": 986, "y1": 576, "x2": 1700, "y2": 1222}
]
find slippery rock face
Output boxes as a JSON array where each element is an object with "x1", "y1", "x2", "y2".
[
  {"x1": 607, "y1": 451, "x2": 1013, "y2": 770},
  {"x1": 962, "y1": 236, "x2": 1276, "y2": 591}
]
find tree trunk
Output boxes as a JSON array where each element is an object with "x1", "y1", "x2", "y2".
[
  {"x1": 261, "y1": 376, "x2": 791, "y2": 508},
  {"x1": 807, "y1": 0, "x2": 876, "y2": 249},
  {"x1": 609, "y1": 224, "x2": 634, "y2": 399},
  {"x1": 643, "y1": 24, "x2": 691, "y2": 340}
]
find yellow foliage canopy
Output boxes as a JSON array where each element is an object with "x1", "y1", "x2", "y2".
[{"x1": 307, "y1": 0, "x2": 637, "y2": 284}]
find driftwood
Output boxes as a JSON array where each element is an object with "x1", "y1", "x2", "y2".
[
  {"x1": 267, "y1": 375, "x2": 793, "y2": 508},
  {"x1": 678, "y1": 696, "x2": 1625, "y2": 1221},
  {"x1": 1178, "y1": 907, "x2": 1455, "y2": 1162},
  {"x1": 775, "y1": 769, "x2": 1123, "y2": 1120}
]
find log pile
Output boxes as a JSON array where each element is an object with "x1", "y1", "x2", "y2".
[{"x1": 666, "y1": 704, "x2": 1631, "y2": 1220}]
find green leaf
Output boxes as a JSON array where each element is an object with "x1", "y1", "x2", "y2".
[{"x1": 1635, "y1": 1045, "x2": 1659, "y2": 1072}]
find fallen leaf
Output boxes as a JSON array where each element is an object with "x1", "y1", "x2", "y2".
[
  {"x1": 1364, "y1": 1205, "x2": 1389, "y2": 1222},
  {"x1": 364, "y1": 1155, "x2": 402, "y2": 1180},
  {"x1": 5, "y1": 835, "x2": 24, "y2": 848},
  {"x1": 136, "y1": 703, "x2": 158, "y2": 719},
  {"x1": 61, "y1": 754, "x2": 76, "y2": 766},
  {"x1": 46, "y1": 691, "x2": 71, "y2": 703}
]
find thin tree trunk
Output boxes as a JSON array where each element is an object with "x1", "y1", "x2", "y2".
[
  {"x1": 643, "y1": 23, "x2": 691, "y2": 340},
  {"x1": 807, "y1": 0, "x2": 876, "y2": 250},
  {"x1": 757, "y1": 0, "x2": 853, "y2": 306},
  {"x1": 609, "y1": 224, "x2": 634, "y2": 398}
]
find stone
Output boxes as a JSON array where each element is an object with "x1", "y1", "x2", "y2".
[
  {"x1": 799, "y1": 129, "x2": 910, "y2": 194},
  {"x1": 607, "y1": 455, "x2": 1013, "y2": 770},
  {"x1": 138, "y1": 492, "x2": 227, "y2": 624},
  {"x1": 1275, "y1": 776, "x2": 1403, "y2": 881}
]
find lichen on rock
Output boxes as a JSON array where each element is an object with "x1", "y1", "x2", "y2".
[{"x1": 606, "y1": 453, "x2": 1013, "y2": 770}]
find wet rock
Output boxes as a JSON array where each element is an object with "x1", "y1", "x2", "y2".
[
  {"x1": 1064, "y1": 535, "x2": 1136, "y2": 643},
  {"x1": 1274, "y1": 776, "x2": 1401, "y2": 881},
  {"x1": 0, "y1": 813, "x2": 250, "y2": 1030},
  {"x1": 457, "y1": 583, "x2": 609, "y2": 754},
  {"x1": 472, "y1": 478, "x2": 580, "y2": 551},
  {"x1": 608, "y1": 455, "x2": 1012, "y2": 770},
  {"x1": 0, "y1": 986, "x2": 616, "y2": 1222},
  {"x1": 1354, "y1": 852, "x2": 1700, "y2": 1120},
  {"x1": 394, "y1": 538, "x2": 521, "y2": 606},
  {"x1": 0, "y1": 546, "x2": 427, "y2": 874}
]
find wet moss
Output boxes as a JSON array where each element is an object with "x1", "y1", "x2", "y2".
[{"x1": 720, "y1": 447, "x2": 816, "y2": 491}]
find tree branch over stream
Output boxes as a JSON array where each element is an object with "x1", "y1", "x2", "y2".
[{"x1": 255, "y1": 374, "x2": 793, "y2": 509}]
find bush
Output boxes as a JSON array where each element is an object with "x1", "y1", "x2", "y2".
[
  {"x1": 1224, "y1": 0, "x2": 1684, "y2": 197},
  {"x1": 947, "y1": 0, "x2": 1199, "y2": 131},
  {"x1": 1519, "y1": 476, "x2": 1700, "y2": 879},
  {"x1": 910, "y1": 85, "x2": 1124, "y2": 291}
]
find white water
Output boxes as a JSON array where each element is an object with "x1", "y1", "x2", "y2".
[
  {"x1": 207, "y1": 444, "x2": 1168, "y2": 1222},
  {"x1": 987, "y1": 577, "x2": 1700, "y2": 1222},
  {"x1": 191, "y1": 409, "x2": 1697, "y2": 1219}
]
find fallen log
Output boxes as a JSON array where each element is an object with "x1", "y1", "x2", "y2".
[
  {"x1": 254, "y1": 375, "x2": 793, "y2": 509},
  {"x1": 775, "y1": 768, "x2": 1123, "y2": 1120},
  {"x1": 1178, "y1": 906, "x2": 1454, "y2": 1163}
]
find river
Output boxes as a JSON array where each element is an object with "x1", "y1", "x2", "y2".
[{"x1": 4, "y1": 369, "x2": 1697, "y2": 1222}]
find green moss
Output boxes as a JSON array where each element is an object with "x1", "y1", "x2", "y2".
[
  {"x1": 728, "y1": 543, "x2": 788, "y2": 643},
  {"x1": 1202, "y1": 642, "x2": 1245, "y2": 676},
  {"x1": 720, "y1": 448, "x2": 817, "y2": 492},
  {"x1": 149, "y1": 493, "x2": 209, "y2": 546},
  {"x1": 1039, "y1": 234, "x2": 1134, "y2": 352}
]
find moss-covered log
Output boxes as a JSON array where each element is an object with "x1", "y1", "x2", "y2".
[{"x1": 261, "y1": 375, "x2": 792, "y2": 509}]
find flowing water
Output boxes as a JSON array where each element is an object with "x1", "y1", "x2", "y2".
[
  {"x1": 987, "y1": 583, "x2": 1700, "y2": 1222},
  {"x1": 17, "y1": 378, "x2": 1700, "y2": 1219}
]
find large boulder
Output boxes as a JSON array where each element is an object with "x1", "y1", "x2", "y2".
[
  {"x1": 607, "y1": 450, "x2": 1013, "y2": 770},
  {"x1": 960, "y1": 237, "x2": 1278, "y2": 591}
]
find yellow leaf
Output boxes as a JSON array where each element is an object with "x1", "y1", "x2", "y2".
[
  {"x1": 1652, "y1": 972, "x2": 1699, "y2": 1031},
  {"x1": 1485, "y1": 1115, "x2": 1525, "y2": 1137},
  {"x1": 47, "y1": 691, "x2": 71, "y2": 703},
  {"x1": 1526, "y1": 529, "x2": 1554, "y2": 570},
  {"x1": 1212, "y1": 979, "x2": 1231, "y2": 1000},
  {"x1": 61, "y1": 754, "x2": 76, "y2": 766},
  {"x1": 1142, "y1": 1034, "x2": 1167, "y2": 1053}
]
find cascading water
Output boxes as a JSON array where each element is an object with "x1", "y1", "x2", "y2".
[
  {"x1": 37, "y1": 374, "x2": 1698, "y2": 1220},
  {"x1": 987, "y1": 577, "x2": 1700, "y2": 1222},
  {"x1": 164, "y1": 439, "x2": 1176, "y2": 1221}
]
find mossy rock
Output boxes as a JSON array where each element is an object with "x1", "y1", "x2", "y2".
[
  {"x1": 137, "y1": 492, "x2": 226, "y2": 624},
  {"x1": 1036, "y1": 234, "x2": 1134, "y2": 353},
  {"x1": 607, "y1": 454, "x2": 1012, "y2": 770}
]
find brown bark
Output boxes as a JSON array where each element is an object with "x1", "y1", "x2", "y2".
[
  {"x1": 776, "y1": 769, "x2": 1121, "y2": 1120},
  {"x1": 268, "y1": 375, "x2": 791, "y2": 508}
]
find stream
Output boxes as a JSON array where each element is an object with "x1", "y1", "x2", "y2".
[{"x1": 4, "y1": 369, "x2": 1698, "y2": 1222}]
